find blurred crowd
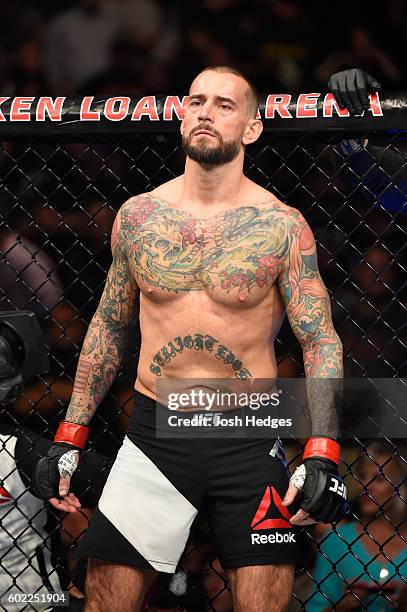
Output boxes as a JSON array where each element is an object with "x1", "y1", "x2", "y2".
[
  {"x1": 0, "y1": 0, "x2": 406, "y2": 99},
  {"x1": 0, "y1": 1, "x2": 406, "y2": 610},
  {"x1": 1, "y1": 0, "x2": 405, "y2": 396},
  {"x1": 0, "y1": 0, "x2": 405, "y2": 478}
]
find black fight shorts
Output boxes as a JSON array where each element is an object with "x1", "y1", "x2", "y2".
[{"x1": 76, "y1": 391, "x2": 303, "y2": 572}]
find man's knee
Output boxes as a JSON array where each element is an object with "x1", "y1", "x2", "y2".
[{"x1": 85, "y1": 557, "x2": 156, "y2": 612}]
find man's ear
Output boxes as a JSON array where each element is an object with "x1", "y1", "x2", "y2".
[{"x1": 242, "y1": 119, "x2": 263, "y2": 145}]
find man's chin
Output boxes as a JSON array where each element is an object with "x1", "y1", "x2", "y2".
[
  {"x1": 187, "y1": 148, "x2": 225, "y2": 166},
  {"x1": 183, "y1": 136, "x2": 240, "y2": 166}
]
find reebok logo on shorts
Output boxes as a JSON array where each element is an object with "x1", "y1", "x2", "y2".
[
  {"x1": 251, "y1": 486, "x2": 291, "y2": 530},
  {"x1": 250, "y1": 485, "x2": 296, "y2": 545},
  {"x1": 251, "y1": 532, "x2": 296, "y2": 544}
]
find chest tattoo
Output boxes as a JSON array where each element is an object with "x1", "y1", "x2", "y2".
[{"x1": 120, "y1": 196, "x2": 288, "y2": 293}]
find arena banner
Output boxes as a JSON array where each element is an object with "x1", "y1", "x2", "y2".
[{"x1": 0, "y1": 92, "x2": 406, "y2": 136}]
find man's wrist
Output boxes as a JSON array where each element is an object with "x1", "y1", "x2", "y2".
[
  {"x1": 54, "y1": 421, "x2": 89, "y2": 449},
  {"x1": 303, "y1": 436, "x2": 340, "y2": 465}
]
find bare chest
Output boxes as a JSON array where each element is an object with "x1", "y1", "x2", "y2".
[{"x1": 121, "y1": 203, "x2": 287, "y2": 305}]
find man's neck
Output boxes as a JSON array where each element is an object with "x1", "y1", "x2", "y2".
[{"x1": 181, "y1": 156, "x2": 248, "y2": 211}]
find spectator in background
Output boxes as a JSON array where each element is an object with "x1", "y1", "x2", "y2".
[
  {"x1": 315, "y1": 28, "x2": 401, "y2": 87},
  {"x1": 345, "y1": 245, "x2": 403, "y2": 378},
  {"x1": 173, "y1": 0, "x2": 255, "y2": 90},
  {"x1": 0, "y1": 416, "x2": 112, "y2": 609},
  {"x1": 0, "y1": 427, "x2": 62, "y2": 608},
  {"x1": 355, "y1": 1, "x2": 407, "y2": 87},
  {"x1": 0, "y1": 30, "x2": 46, "y2": 97},
  {"x1": 13, "y1": 36, "x2": 46, "y2": 96},
  {"x1": 79, "y1": 39, "x2": 145, "y2": 96},
  {"x1": 0, "y1": 231, "x2": 63, "y2": 319},
  {"x1": 327, "y1": 69, "x2": 406, "y2": 202},
  {"x1": 45, "y1": 0, "x2": 116, "y2": 95},
  {"x1": 336, "y1": 137, "x2": 407, "y2": 214},
  {"x1": 254, "y1": 0, "x2": 313, "y2": 90},
  {"x1": 45, "y1": 0, "x2": 165, "y2": 95},
  {"x1": 102, "y1": 0, "x2": 171, "y2": 93},
  {"x1": 309, "y1": 440, "x2": 407, "y2": 611},
  {"x1": 0, "y1": 0, "x2": 43, "y2": 93},
  {"x1": 326, "y1": 68, "x2": 406, "y2": 378},
  {"x1": 172, "y1": 26, "x2": 234, "y2": 91},
  {"x1": 103, "y1": 0, "x2": 162, "y2": 51}
]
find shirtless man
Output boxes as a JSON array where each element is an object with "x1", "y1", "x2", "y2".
[{"x1": 34, "y1": 66, "x2": 348, "y2": 611}]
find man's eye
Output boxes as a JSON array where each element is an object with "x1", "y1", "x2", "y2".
[
  {"x1": 190, "y1": 100, "x2": 200, "y2": 107},
  {"x1": 221, "y1": 104, "x2": 232, "y2": 110}
]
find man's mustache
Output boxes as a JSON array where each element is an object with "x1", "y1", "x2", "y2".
[{"x1": 190, "y1": 125, "x2": 221, "y2": 138}]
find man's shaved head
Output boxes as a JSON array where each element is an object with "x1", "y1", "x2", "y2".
[
  {"x1": 191, "y1": 66, "x2": 259, "y2": 118},
  {"x1": 182, "y1": 65, "x2": 263, "y2": 166}
]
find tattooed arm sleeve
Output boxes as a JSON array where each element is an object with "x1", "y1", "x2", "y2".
[
  {"x1": 277, "y1": 213, "x2": 343, "y2": 438},
  {"x1": 64, "y1": 207, "x2": 139, "y2": 425}
]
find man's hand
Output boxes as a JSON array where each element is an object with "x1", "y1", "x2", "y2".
[
  {"x1": 282, "y1": 437, "x2": 349, "y2": 525},
  {"x1": 49, "y1": 492, "x2": 81, "y2": 513},
  {"x1": 333, "y1": 580, "x2": 406, "y2": 611},
  {"x1": 33, "y1": 421, "x2": 89, "y2": 514},
  {"x1": 335, "y1": 581, "x2": 371, "y2": 611},
  {"x1": 281, "y1": 475, "x2": 315, "y2": 526},
  {"x1": 328, "y1": 68, "x2": 381, "y2": 115}
]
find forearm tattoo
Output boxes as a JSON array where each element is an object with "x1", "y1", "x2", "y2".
[
  {"x1": 278, "y1": 212, "x2": 343, "y2": 437},
  {"x1": 65, "y1": 228, "x2": 138, "y2": 426}
]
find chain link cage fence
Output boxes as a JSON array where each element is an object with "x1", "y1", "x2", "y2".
[{"x1": 0, "y1": 94, "x2": 406, "y2": 611}]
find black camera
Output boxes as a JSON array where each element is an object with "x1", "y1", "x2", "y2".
[{"x1": 0, "y1": 311, "x2": 49, "y2": 403}]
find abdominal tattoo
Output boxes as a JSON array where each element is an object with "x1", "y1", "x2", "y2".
[{"x1": 150, "y1": 333, "x2": 252, "y2": 379}]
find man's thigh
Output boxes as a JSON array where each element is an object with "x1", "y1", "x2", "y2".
[
  {"x1": 209, "y1": 439, "x2": 302, "y2": 569},
  {"x1": 228, "y1": 564, "x2": 295, "y2": 612},
  {"x1": 85, "y1": 558, "x2": 157, "y2": 612}
]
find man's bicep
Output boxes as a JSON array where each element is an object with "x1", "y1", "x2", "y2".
[
  {"x1": 96, "y1": 210, "x2": 139, "y2": 324},
  {"x1": 98, "y1": 258, "x2": 138, "y2": 321},
  {"x1": 278, "y1": 220, "x2": 331, "y2": 344},
  {"x1": 281, "y1": 274, "x2": 332, "y2": 347}
]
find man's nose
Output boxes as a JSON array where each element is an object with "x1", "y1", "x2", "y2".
[{"x1": 198, "y1": 101, "x2": 215, "y2": 122}]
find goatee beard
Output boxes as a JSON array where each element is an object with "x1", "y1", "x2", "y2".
[{"x1": 182, "y1": 133, "x2": 240, "y2": 166}]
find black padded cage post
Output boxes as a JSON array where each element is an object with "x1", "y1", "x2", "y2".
[{"x1": 0, "y1": 92, "x2": 406, "y2": 611}]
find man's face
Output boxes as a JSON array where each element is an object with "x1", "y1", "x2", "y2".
[
  {"x1": 357, "y1": 454, "x2": 401, "y2": 517},
  {"x1": 181, "y1": 71, "x2": 254, "y2": 166}
]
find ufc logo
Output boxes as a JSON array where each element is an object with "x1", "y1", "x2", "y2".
[{"x1": 328, "y1": 477, "x2": 347, "y2": 498}]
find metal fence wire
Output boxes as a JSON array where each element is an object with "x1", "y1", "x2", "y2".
[{"x1": 0, "y1": 95, "x2": 406, "y2": 611}]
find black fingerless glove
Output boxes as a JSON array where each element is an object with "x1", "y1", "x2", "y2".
[
  {"x1": 33, "y1": 421, "x2": 89, "y2": 499},
  {"x1": 300, "y1": 437, "x2": 349, "y2": 523}
]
